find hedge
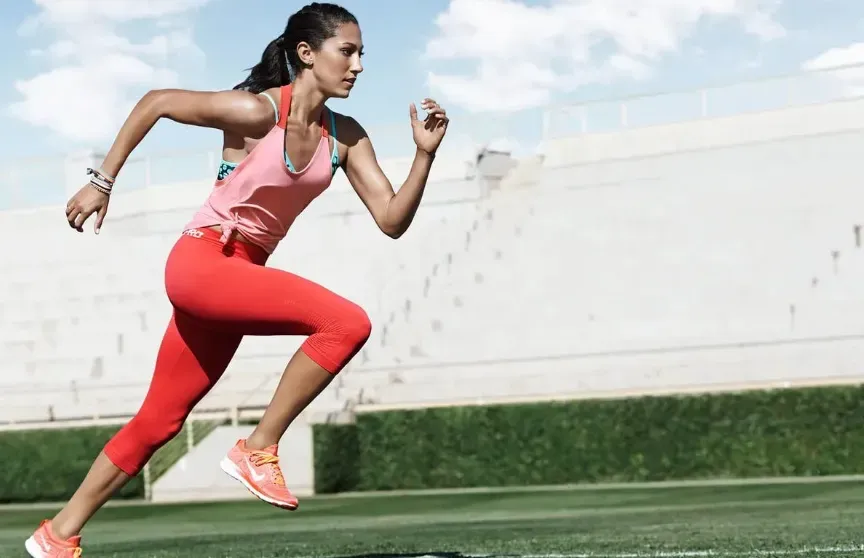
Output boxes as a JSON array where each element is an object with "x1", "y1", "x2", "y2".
[
  {"x1": 313, "y1": 385, "x2": 864, "y2": 493},
  {"x1": 312, "y1": 423, "x2": 361, "y2": 494},
  {"x1": 5, "y1": 385, "x2": 864, "y2": 503},
  {"x1": 0, "y1": 425, "x2": 144, "y2": 503}
]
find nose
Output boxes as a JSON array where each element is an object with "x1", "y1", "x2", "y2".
[{"x1": 352, "y1": 54, "x2": 363, "y2": 75}]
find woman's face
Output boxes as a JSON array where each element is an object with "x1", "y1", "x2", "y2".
[{"x1": 302, "y1": 23, "x2": 364, "y2": 98}]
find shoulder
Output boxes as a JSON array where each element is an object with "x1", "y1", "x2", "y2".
[
  {"x1": 206, "y1": 88, "x2": 281, "y2": 129},
  {"x1": 328, "y1": 110, "x2": 369, "y2": 146},
  {"x1": 196, "y1": 87, "x2": 282, "y2": 140},
  {"x1": 241, "y1": 88, "x2": 282, "y2": 122}
]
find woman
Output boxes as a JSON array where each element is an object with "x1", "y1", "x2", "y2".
[{"x1": 26, "y1": 3, "x2": 449, "y2": 556}]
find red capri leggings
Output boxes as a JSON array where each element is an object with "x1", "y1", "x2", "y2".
[{"x1": 103, "y1": 227, "x2": 371, "y2": 476}]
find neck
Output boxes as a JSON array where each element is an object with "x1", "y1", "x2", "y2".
[{"x1": 288, "y1": 75, "x2": 327, "y2": 126}]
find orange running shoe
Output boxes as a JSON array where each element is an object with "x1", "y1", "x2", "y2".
[
  {"x1": 25, "y1": 520, "x2": 83, "y2": 557},
  {"x1": 220, "y1": 438, "x2": 299, "y2": 510}
]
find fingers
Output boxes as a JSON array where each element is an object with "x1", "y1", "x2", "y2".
[
  {"x1": 70, "y1": 208, "x2": 91, "y2": 233},
  {"x1": 417, "y1": 98, "x2": 449, "y2": 131},
  {"x1": 66, "y1": 205, "x2": 83, "y2": 232},
  {"x1": 66, "y1": 184, "x2": 110, "y2": 234},
  {"x1": 95, "y1": 205, "x2": 108, "y2": 234},
  {"x1": 65, "y1": 202, "x2": 99, "y2": 233},
  {"x1": 409, "y1": 103, "x2": 419, "y2": 122},
  {"x1": 421, "y1": 99, "x2": 444, "y2": 116},
  {"x1": 425, "y1": 107, "x2": 449, "y2": 131},
  {"x1": 412, "y1": 96, "x2": 450, "y2": 145}
]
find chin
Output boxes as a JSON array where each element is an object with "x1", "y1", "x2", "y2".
[{"x1": 327, "y1": 82, "x2": 355, "y2": 99}]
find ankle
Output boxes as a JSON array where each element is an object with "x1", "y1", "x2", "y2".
[
  {"x1": 244, "y1": 432, "x2": 279, "y2": 451},
  {"x1": 48, "y1": 519, "x2": 78, "y2": 542}
]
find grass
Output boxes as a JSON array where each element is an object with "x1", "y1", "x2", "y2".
[{"x1": 2, "y1": 480, "x2": 864, "y2": 557}]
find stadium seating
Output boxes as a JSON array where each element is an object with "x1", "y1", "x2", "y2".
[
  {"x1": 4, "y1": 87, "x2": 864, "y2": 428},
  {"x1": 0, "y1": 150, "x2": 481, "y2": 424}
]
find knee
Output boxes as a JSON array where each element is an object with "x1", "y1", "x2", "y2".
[
  {"x1": 303, "y1": 300, "x2": 371, "y2": 374},
  {"x1": 313, "y1": 302, "x2": 371, "y2": 368},
  {"x1": 341, "y1": 303, "x2": 372, "y2": 349}
]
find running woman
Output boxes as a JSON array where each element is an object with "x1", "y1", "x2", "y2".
[{"x1": 26, "y1": 3, "x2": 449, "y2": 556}]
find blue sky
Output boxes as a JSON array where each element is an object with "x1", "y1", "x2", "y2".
[{"x1": 2, "y1": 0, "x2": 864, "y2": 208}]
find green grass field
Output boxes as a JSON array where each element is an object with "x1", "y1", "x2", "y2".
[{"x1": 2, "y1": 480, "x2": 864, "y2": 557}]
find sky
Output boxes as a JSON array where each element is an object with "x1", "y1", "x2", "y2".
[{"x1": 2, "y1": 0, "x2": 864, "y2": 208}]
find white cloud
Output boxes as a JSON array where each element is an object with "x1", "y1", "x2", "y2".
[
  {"x1": 801, "y1": 43, "x2": 864, "y2": 98},
  {"x1": 424, "y1": 0, "x2": 786, "y2": 112},
  {"x1": 8, "y1": 0, "x2": 212, "y2": 146},
  {"x1": 804, "y1": 43, "x2": 864, "y2": 70}
]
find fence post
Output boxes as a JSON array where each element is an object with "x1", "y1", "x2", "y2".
[
  {"x1": 142, "y1": 462, "x2": 152, "y2": 501},
  {"x1": 187, "y1": 421, "x2": 195, "y2": 454}
]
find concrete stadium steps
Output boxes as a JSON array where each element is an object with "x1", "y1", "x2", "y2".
[
  {"x1": 369, "y1": 186, "x2": 537, "y2": 364},
  {"x1": 0, "y1": 301, "x2": 171, "y2": 362},
  {"x1": 367, "y1": 124, "x2": 864, "y2": 365},
  {"x1": 360, "y1": 155, "x2": 540, "y2": 366},
  {"x1": 359, "y1": 200, "x2": 490, "y2": 365}
]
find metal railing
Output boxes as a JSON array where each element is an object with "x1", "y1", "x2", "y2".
[{"x1": 541, "y1": 60, "x2": 864, "y2": 138}]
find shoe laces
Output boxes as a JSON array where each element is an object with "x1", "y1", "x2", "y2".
[{"x1": 249, "y1": 450, "x2": 285, "y2": 486}]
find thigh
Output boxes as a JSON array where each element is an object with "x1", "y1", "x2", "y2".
[
  {"x1": 138, "y1": 309, "x2": 243, "y2": 419},
  {"x1": 166, "y1": 238, "x2": 362, "y2": 337}
]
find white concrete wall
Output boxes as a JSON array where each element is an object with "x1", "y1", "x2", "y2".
[
  {"x1": 349, "y1": 98, "x2": 864, "y2": 407},
  {"x1": 3, "y1": 97, "x2": 864, "y2": 424}
]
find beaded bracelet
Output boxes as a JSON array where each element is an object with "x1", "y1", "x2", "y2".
[{"x1": 86, "y1": 167, "x2": 115, "y2": 195}]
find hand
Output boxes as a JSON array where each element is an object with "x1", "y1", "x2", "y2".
[
  {"x1": 410, "y1": 98, "x2": 449, "y2": 155},
  {"x1": 66, "y1": 184, "x2": 110, "y2": 234}
]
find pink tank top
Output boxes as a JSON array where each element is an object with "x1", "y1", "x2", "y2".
[{"x1": 185, "y1": 84, "x2": 337, "y2": 254}]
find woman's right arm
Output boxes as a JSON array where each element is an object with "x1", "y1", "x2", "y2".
[
  {"x1": 67, "y1": 89, "x2": 276, "y2": 234},
  {"x1": 100, "y1": 89, "x2": 276, "y2": 178}
]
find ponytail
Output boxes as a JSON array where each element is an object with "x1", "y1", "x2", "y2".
[{"x1": 233, "y1": 35, "x2": 288, "y2": 93}]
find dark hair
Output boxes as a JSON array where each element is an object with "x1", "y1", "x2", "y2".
[{"x1": 234, "y1": 2, "x2": 358, "y2": 93}]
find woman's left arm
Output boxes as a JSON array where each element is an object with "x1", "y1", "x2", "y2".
[{"x1": 342, "y1": 98, "x2": 449, "y2": 239}]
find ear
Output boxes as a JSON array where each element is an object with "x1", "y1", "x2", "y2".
[{"x1": 296, "y1": 41, "x2": 314, "y2": 67}]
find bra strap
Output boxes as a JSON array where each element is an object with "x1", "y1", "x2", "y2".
[
  {"x1": 277, "y1": 84, "x2": 292, "y2": 129},
  {"x1": 278, "y1": 84, "x2": 329, "y2": 135}
]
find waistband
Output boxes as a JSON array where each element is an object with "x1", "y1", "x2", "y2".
[{"x1": 181, "y1": 227, "x2": 269, "y2": 265}]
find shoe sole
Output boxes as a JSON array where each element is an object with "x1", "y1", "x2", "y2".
[
  {"x1": 219, "y1": 457, "x2": 298, "y2": 510},
  {"x1": 24, "y1": 536, "x2": 42, "y2": 557}
]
